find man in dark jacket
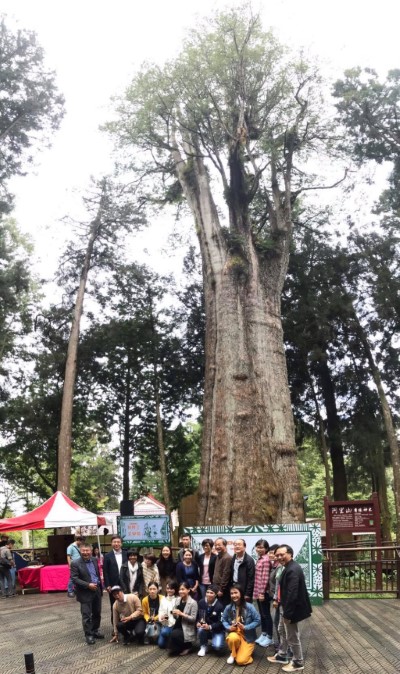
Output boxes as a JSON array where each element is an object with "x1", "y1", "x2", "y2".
[
  {"x1": 230, "y1": 539, "x2": 255, "y2": 601},
  {"x1": 213, "y1": 538, "x2": 232, "y2": 606},
  {"x1": 70, "y1": 542, "x2": 103, "y2": 645},
  {"x1": 103, "y1": 535, "x2": 128, "y2": 621},
  {"x1": 267, "y1": 544, "x2": 312, "y2": 673}
]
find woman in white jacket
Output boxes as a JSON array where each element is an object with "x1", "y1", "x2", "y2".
[{"x1": 158, "y1": 580, "x2": 179, "y2": 648}]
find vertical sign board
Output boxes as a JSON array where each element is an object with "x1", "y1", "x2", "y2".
[
  {"x1": 324, "y1": 492, "x2": 381, "y2": 547},
  {"x1": 118, "y1": 515, "x2": 171, "y2": 547},
  {"x1": 185, "y1": 523, "x2": 323, "y2": 605}
]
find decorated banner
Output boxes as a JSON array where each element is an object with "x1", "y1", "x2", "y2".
[
  {"x1": 118, "y1": 515, "x2": 170, "y2": 546},
  {"x1": 185, "y1": 523, "x2": 323, "y2": 605}
]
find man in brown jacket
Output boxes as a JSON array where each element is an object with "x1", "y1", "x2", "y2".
[
  {"x1": 212, "y1": 538, "x2": 232, "y2": 606},
  {"x1": 109, "y1": 586, "x2": 146, "y2": 645}
]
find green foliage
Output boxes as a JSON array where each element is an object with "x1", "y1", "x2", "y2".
[
  {"x1": 0, "y1": 16, "x2": 64, "y2": 210},
  {"x1": 297, "y1": 437, "x2": 328, "y2": 518}
]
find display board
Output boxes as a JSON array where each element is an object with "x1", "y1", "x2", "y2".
[
  {"x1": 185, "y1": 523, "x2": 323, "y2": 605},
  {"x1": 118, "y1": 515, "x2": 170, "y2": 546},
  {"x1": 324, "y1": 493, "x2": 381, "y2": 547}
]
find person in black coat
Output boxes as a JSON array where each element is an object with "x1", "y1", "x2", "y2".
[
  {"x1": 267, "y1": 544, "x2": 312, "y2": 672},
  {"x1": 70, "y1": 542, "x2": 103, "y2": 645},
  {"x1": 120, "y1": 548, "x2": 144, "y2": 597},
  {"x1": 230, "y1": 539, "x2": 255, "y2": 601},
  {"x1": 103, "y1": 535, "x2": 128, "y2": 622}
]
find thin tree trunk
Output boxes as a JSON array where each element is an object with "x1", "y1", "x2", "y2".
[
  {"x1": 122, "y1": 358, "x2": 131, "y2": 501},
  {"x1": 352, "y1": 312, "x2": 399, "y2": 541},
  {"x1": 309, "y1": 378, "x2": 332, "y2": 499},
  {"x1": 315, "y1": 356, "x2": 348, "y2": 501},
  {"x1": 57, "y1": 206, "x2": 103, "y2": 495},
  {"x1": 155, "y1": 385, "x2": 171, "y2": 515}
]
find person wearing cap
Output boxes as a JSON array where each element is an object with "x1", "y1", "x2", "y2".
[
  {"x1": 196, "y1": 584, "x2": 224, "y2": 657},
  {"x1": 120, "y1": 548, "x2": 144, "y2": 597},
  {"x1": 109, "y1": 586, "x2": 146, "y2": 645}
]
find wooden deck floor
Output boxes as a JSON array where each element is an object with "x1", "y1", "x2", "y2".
[{"x1": 1, "y1": 594, "x2": 399, "y2": 673}]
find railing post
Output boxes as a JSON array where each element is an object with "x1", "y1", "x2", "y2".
[
  {"x1": 322, "y1": 553, "x2": 330, "y2": 600},
  {"x1": 24, "y1": 653, "x2": 35, "y2": 673}
]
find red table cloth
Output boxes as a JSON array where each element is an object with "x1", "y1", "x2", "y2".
[
  {"x1": 39, "y1": 564, "x2": 69, "y2": 592},
  {"x1": 18, "y1": 566, "x2": 42, "y2": 589}
]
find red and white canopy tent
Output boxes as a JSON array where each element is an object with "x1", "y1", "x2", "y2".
[{"x1": 0, "y1": 491, "x2": 107, "y2": 532}]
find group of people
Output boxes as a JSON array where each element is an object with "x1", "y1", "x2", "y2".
[
  {"x1": 0, "y1": 535, "x2": 16, "y2": 598},
  {"x1": 69, "y1": 533, "x2": 311, "y2": 672}
]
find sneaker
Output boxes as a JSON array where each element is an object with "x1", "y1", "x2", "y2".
[
  {"x1": 267, "y1": 653, "x2": 289, "y2": 664},
  {"x1": 227, "y1": 655, "x2": 235, "y2": 664},
  {"x1": 198, "y1": 646, "x2": 207, "y2": 657},
  {"x1": 257, "y1": 634, "x2": 273, "y2": 647},
  {"x1": 255, "y1": 633, "x2": 267, "y2": 645},
  {"x1": 282, "y1": 662, "x2": 304, "y2": 672},
  {"x1": 67, "y1": 592, "x2": 75, "y2": 598}
]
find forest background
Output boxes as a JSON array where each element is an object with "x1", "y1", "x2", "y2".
[{"x1": 0, "y1": 1, "x2": 399, "y2": 543}]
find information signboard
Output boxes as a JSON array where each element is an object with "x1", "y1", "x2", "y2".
[
  {"x1": 118, "y1": 515, "x2": 170, "y2": 547},
  {"x1": 184, "y1": 523, "x2": 323, "y2": 605},
  {"x1": 324, "y1": 493, "x2": 381, "y2": 547}
]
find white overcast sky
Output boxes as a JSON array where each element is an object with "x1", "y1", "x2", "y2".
[{"x1": 2, "y1": 0, "x2": 400, "y2": 277}]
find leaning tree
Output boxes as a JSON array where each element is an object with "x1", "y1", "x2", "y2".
[{"x1": 107, "y1": 8, "x2": 341, "y2": 524}]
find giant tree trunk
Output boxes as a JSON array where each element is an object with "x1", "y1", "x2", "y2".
[{"x1": 172, "y1": 145, "x2": 303, "y2": 525}]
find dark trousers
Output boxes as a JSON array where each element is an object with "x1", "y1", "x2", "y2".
[
  {"x1": 257, "y1": 597, "x2": 273, "y2": 635},
  {"x1": 80, "y1": 589, "x2": 102, "y2": 636},
  {"x1": 117, "y1": 617, "x2": 146, "y2": 643},
  {"x1": 0, "y1": 568, "x2": 12, "y2": 597},
  {"x1": 168, "y1": 626, "x2": 191, "y2": 654}
]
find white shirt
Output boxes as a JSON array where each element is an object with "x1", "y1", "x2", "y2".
[{"x1": 114, "y1": 550, "x2": 123, "y2": 572}]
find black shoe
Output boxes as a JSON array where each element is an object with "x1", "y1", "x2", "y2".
[
  {"x1": 67, "y1": 592, "x2": 75, "y2": 598},
  {"x1": 86, "y1": 636, "x2": 95, "y2": 645},
  {"x1": 123, "y1": 639, "x2": 129, "y2": 646},
  {"x1": 93, "y1": 632, "x2": 105, "y2": 639}
]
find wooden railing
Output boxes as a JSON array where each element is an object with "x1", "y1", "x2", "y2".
[{"x1": 322, "y1": 545, "x2": 400, "y2": 598}]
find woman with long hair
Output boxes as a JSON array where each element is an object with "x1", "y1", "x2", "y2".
[
  {"x1": 141, "y1": 554, "x2": 160, "y2": 595},
  {"x1": 168, "y1": 581, "x2": 198, "y2": 656},
  {"x1": 222, "y1": 584, "x2": 261, "y2": 665},
  {"x1": 156, "y1": 545, "x2": 177, "y2": 594}
]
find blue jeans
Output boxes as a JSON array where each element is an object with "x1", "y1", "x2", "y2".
[
  {"x1": 158, "y1": 625, "x2": 172, "y2": 648},
  {"x1": 199, "y1": 583, "x2": 209, "y2": 600},
  {"x1": 198, "y1": 627, "x2": 224, "y2": 649},
  {"x1": 257, "y1": 597, "x2": 273, "y2": 636}
]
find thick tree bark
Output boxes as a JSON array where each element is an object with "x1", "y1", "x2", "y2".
[
  {"x1": 172, "y1": 146, "x2": 303, "y2": 525},
  {"x1": 57, "y1": 208, "x2": 103, "y2": 495}
]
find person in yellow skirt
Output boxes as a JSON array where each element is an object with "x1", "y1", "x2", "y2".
[{"x1": 222, "y1": 584, "x2": 261, "y2": 665}]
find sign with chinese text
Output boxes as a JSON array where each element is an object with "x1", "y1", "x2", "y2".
[
  {"x1": 118, "y1": 515, "x2": 170, "y2": 546},
  {"x1": 324, "y1": 493, "x2": 381, "y2": 547}
]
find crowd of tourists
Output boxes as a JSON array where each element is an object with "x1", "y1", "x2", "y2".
[{"x1": 68, "y1": 533, "x2": 312, "y2": 672}]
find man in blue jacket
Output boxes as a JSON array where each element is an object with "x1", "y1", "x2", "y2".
[{"x1": 267, "y1": 544, "x2": 312, "y2": 673}]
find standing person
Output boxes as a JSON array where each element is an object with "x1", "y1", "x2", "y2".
[
  {"x1": 176, "y1": 549, "x2": 199, "y2": 598},
  {"x1": 103, "y1": 536, "x2": 128, "y2": 620},
  {"x1": 141, "y1": 554, "x2": 160, "y2": 593},
  {"x1": 92, "y1": 543, "x2": 103, "y2": 582},
  {"x1": 222, "y1": 584, "x2": 260, "y2": 665},
  {"x1": 70, "y1": 542, "x2": 103, "y2": 645},
  {"x1": 253, "y1": 538, "x2": 273, "y2": 647},
  {"x1": 66, "y1": 534, "x2": 85, "y2": 598},
  {"x1": 142, "y1": 581, "x2": 163, "y2": 643},
  {"x1": 0, "y1": 539, "x2": 15, "y2": 598},
  {"x1": 109, "y1": 585, "x2": 146, "y2": 645},
  {"x1": 198, "y1": 538, "x2": 217, "y2": 599},
  {"x1": 268, "y1": 544, "x2": 282, "y2": 652},
  {"x1": 178, "y1": 534, "x2": 200, "y2": 565},
  {"x1": 213, "y1": 537, "x2": 232, "y2": 606},
  {"x1": 120, "y1": 549, "x2": 144, "y2": 597},
  {"x1": 168, "y1": 581, "x2": 198, "y2": 656},
  {"x1": 267, "y1": 545, "x2": 312, "y2": 673},
  {"x1": 0, "y1": 535, "x2": 9, "y2": 547},
  {"x1": 156, "y1": 545, "x2": 176, "y2": 594},
  {"x1": 230, "y1": 539, "x2": 255, "y2": 601},
  {"x1": 196, "y1": 583, "x2": 224, "y2": 657}
]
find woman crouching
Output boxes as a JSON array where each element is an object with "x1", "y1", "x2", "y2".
[
  {"x1": 222, "y1": 584, "x2": 261, "y2": 665},
  {"x1": 168, "y1": 581, "x2": 197, "y2": 656}
]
